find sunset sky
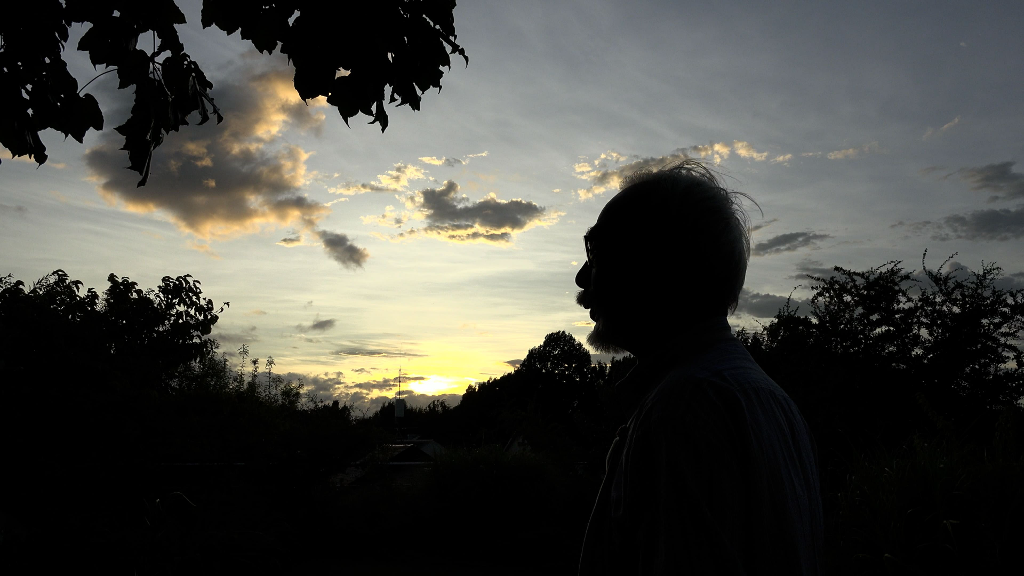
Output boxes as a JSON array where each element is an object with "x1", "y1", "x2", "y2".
[{"x1": 2, "y1": 0, "x2": 1023, "y2": 413}]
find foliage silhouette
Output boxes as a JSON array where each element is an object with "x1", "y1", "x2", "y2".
[
  {"x1": 3, "y1": 254, "x2": 1023, "y2": 573},
  {"x1": 738, "y1": 252, "x2": 1024, "y2": 456},
  {"x1": 0, "y1": 1, "x2": 468, "y2": 185},
  {"x1": 736, "y1": 252, "x2": 1024, "y2": 574}
]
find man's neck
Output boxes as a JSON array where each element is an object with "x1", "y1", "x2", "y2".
[{"x1": 629, "y1": 315, "x2": 732, "y2": 361}]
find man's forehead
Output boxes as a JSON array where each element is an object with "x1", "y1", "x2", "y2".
[{"x1": 593, "y1": 193, "x2": 645, "y2": 235}]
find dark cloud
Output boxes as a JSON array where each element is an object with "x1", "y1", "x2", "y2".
[
  {"x1": 928, "y1": 206, "x2": 1024, "y2": 241},
  {"x1": 353, "y1": 391, "x2": 463, "y2": 417},
  {"x1": 504, "y1": 359, "x2": 522, "y2": 369},
  {"x1": 278, "y1": 235, "x2": 302, "y2": 246},
  {"x1": 84, "y1": 63, "x2": 329, "y2": 239},
  {"x1": 277, "y1": 371, "x2": 346, "y2": 401},
  {"x1": 994, "y1": 272, "x2": 1024, "y2": 291},
  {"x1": 272, "y1": 372, "x2": 462, "y2": 416},
  {"x1": 315, "y1": 229, "x2": 369, "y2": 268},
  {"x1": 353, "y1": 378, "x2": 398, "y2": 391},
  {"x1": 789, "y1": 259, "x2": 840, "y2": 280},
  {"x1": 956, "y1": 161, "x2": 1024, "y2": 202},
  {"x1": 351, "y1": 367, "x2": 371, "y2": 374},
  {"x1": 333, "y1": 343, "x2": 425, "y2": 358},
  {"x1": 349, "y1": 377, "x2": 427, "y2": 393},
  {"x1": 735, "y1": 288, "x2": 808, "y2": 318},
  {"x1": 392, "y1": 180, "x2": 556, "y2": 244},
  {"x1": 750, "y1": 218, "x2": 778, "y2": 234},
  {"x1": 296, "y1": 317, "x2": 336, "y2": 332},
  {"x1": 752, "y1": 232, "x2": 831, "y2": 256},
  {"x1": 212, "y1": 325, "x2": 259, "y2": 345},
  {"x1": 0, "y1": 203, "x2": 28, "y2": 215}
]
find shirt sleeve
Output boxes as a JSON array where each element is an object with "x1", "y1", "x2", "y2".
[{"x1": 624, "y1": 378, "x2": 750, "y2": 575}]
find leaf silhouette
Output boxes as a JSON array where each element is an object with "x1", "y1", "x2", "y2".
[{"x1": 1, "y1": 0, "x2": 465, "y2": 184}]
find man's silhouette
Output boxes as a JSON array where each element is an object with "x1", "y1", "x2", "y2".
[{"x1": 576, "y1": 161, "x2": 823, "y2": 575}]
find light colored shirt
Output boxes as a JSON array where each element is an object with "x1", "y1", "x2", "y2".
[{"x1": 579, "y1": 316, "x2": 824, "y2": 575}]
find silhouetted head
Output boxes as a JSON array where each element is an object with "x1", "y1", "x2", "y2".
[{"x1": 575, "y1": 160, "x2": 755, "y2": 356}]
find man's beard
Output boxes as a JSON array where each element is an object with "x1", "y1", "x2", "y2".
[
  {"x1": 577, "y1": 289, "x2": 628, "y2": 354},
  {"x1": 587, "y1": 321, "x2": 628, "y2": 354}
]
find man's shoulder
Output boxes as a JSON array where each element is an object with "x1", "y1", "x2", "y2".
[{"x1": 660, "y1": 336, "x2": 771, "y2": 389}]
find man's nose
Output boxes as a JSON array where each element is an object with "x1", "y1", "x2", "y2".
[{"x1": 575, "y1": 260, "x2": 591, "y2": 289}]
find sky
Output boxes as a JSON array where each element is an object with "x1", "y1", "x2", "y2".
[{"x1": 3, "y1": 0, "x2": 1023, "y2": 414}]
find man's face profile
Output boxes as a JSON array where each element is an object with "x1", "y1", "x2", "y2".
[{"x1": 575, "y1": 193, "x2": 640, "y2": 355}]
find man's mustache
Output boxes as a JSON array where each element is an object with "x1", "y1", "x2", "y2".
[{"x1": 576, "y1": 289, "x2": 593, "y2": 309}]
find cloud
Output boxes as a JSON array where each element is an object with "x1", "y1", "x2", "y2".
[
  {"x1": 731, "y1": 141, "x2": 768, "y2": 162},
  {"x1": 85, "y1": 60, "x2": 330, "y2": 240},
  {"x1": 937, "y1": 206, "x2": 1024, "y2": 241},
  {"x1": 418, "y1": 152, "x2": 487, "y2": 167},
  {"x1": 277, "y1": 234, "x2": 302, "y2": 246},
  {"x1": 314, "y1": 229, "x2": 369, "y2": 268},
  {"x1": 752, "y1": 231, "x2": 831, "y2": 256},
  {"x1": 687, "y1": 142, "x2": 732, "y2": 164},
  {"x1": 375, "y1": 164, "x2": 426, "y2": 189},
  {"x1": 573, "y1": 150, "x2": 692, "y2": 200},
  {"x1": 273, "y1": 372, "x2": 462, "y2": 415},
  {"x1": 278, "y1": 371, "x2": 348, "y2": 401},
  {"x1": 296, "y1": 316, "x2": 336, "y2": 333},
  {"x1": 1, "y1": 147, "x2": 65, "y2": 167},
  {"x1": 826, "y1": 142, "x2": 879, "y2": 160},
  {"x1": 329, "y1": 163, "x2": 427, "y2": 195},
  {"x1": 420, "y1": 156, "x2": 463, "y2": 166},
  {"x1": 896, "y1": 206, "x2": 1024, "y2": 241},
  {"x1": 212, "y1": 325, "x2": 259, "y2": 345},
  {"x1": 356, "y1": 391, "x2": 463, "y2": 416},
  {"x1": 349, "y1": 376, "x2": 427, "y2": 392},
  {"x1": 0, "y1": 203, "x2": 28, "y2": 215},
  {"x1": 361, "y1": 205, "x2": 404, "y2": 227},
  {"x1": 749, "y1": 218, "x2": 779, "y2": 234},
  {"x1": 789, "y1": 259, "x2": 840, "y2": 280},
  {"x1": 994, "y1": 272, "x2": 1024, "y2": 291},
  {"x1": 573, "y1": 142, "x2": 787, "y2": 200},
  {"x1": 333, "y1": 343, "x2": 425, "y2": 358},
  {"x1": 353, "y1": 378, "x2": 399, "y2": 391},
  {"x1": 735, "y1": 288, "x2": 808, "y2": 318},
  {"x1": 187, "y1": 240, "x2": 221, "y2": 259},
  {"x1": 503, "y1": 359, "x2": 522, "y2": 369},
  {"x1": 572, "y1": 320, "x2": 595, "y2": 327},
  {"x1": 245, "y1": 309, "x2": 268, "y2": 316},
  {"x1": 383, "y1": 180, "x2": 557, "y2": 244},
  {"x1": 923, "y1": 116, "x2": 961, "y2": 140},
  {"x1": 955, "y1": 161, "x2": 1024, "y2": 202}
]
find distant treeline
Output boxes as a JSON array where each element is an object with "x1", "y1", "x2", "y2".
[{"x1": 2, "y1": 254, "x2": 1023, "y2": 574}]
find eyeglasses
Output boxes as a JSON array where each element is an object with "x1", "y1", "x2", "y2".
[{"x1": 583, "y1": 230, "x2": 596, "y2": 265}]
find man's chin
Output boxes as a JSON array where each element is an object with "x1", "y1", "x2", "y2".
[{"x1": 587, "y1": 322, "x2": 628, "y2": 355}]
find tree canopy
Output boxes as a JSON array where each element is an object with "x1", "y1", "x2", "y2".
[
  {"x1": 739, "y1": 251, "x2": 1024, "y2": 454},
  {"x1": 0, "y1": 0, "x2": 467, "y2": 184}
]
